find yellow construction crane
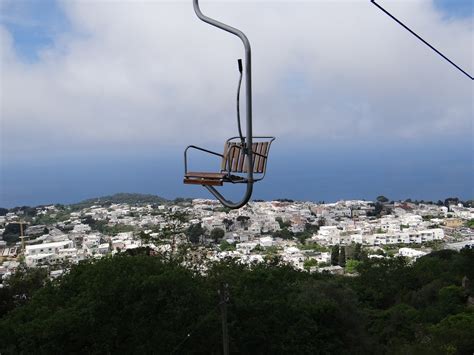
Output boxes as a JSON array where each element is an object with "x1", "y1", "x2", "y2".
[{"x1": 9, "y1": 221, "x2": 29, "y2": 253}]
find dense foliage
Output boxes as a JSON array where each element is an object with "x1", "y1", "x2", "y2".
[
  {"x1": 2, "y1": 223, "x2": 24, "y2": 244},
  {"x1": 0, "y1": 249, "x2": 473, "y2": 354}
]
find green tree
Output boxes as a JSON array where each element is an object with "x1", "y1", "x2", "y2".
[
  {"x1": 2, "y1": 223, "x2": 24, "y2": 244},
  {"x1": 345, "y1": 259, "x2": 361, "y2": 274},
  {"x1": 444, "y1": 197, "x2": 459, "y2": 208},
  {"x1": 368, "y1": 303, "x2": 420, "y2": 349},
  {"x1": 275, "y1": 217, "x2": 291, "y2": 229},
  {"x1": 305, "y1": 223, "x2": 319, "y2": 233},
  {"x1": 300, "y1": 243, "x2": 329, "y2": 252},
  {"x1": 303, "y1": 258, "x2": 318, "y2": 270},
  {"x1": 220, "y1": 240, "x2": 236, "y2": 252},
  {"x1": 0, "y1": 256, "x2": 213, "y2": 354},
  {"x1": 210, "y1": 228, "x2": 225, "y2": 243},
  {"x1": 339, "y1": 247, "x2": 346, "y2": 267},
  {"x1": 272, "y1": 228, "x2": 293, "y2": 240},
  {"x1": 352, "y1": 257, "x2": 413, "y2": 309},
  {"x1": 353, "y1": 243, "x2": 362, "y2": 261},
  {"x1": 428, "y1": 311, "x2": 474, "y2": 354},
  {"x1": 236, "y1": 215, "x2": 250, "y2": 228},
  {"x1": 331, "y1": 245, "x2": 339, "y2": 266},
  {"x1": 436, "y1": 285, "x2": 466, "y2": 318},
  {"x1": 295, "y1": 230, "x2": 315, "y2": 244},
  {"x1": 1, "y1": 246, "x2": 472, "y2": 354},
  {"x1": 367, "y1": 202, "x2": 386, "y2": 217},
  {"x1": 186, "y1": 223, "x2": 204, "y2": 244},
  {"x1": 376, "y1": 195, "x2": 389, "y2": 203},
  {"x1": 0, "y1": 266, "x2": 48, "y2": 317},
  {"x1": 205, "y1": 261, "x2": 369, "y2": 353},
  {"x1": 252, "y1": 244, "x2": 265, "y2": 252},
  {"x1": 222, "y1": 218, "x2": 234, "y2": 231}
]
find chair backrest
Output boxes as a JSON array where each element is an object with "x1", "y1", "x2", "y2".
[{"x1": 221, "y1": 141, "x2": 271, "y2": 174}]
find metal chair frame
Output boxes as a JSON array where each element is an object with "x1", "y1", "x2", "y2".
[
  {"x1": 184, "y1": 0, "x2": 274, "y2": 209},
  {"x1": 184, "y1": 136, "x2": 275, "y2": 184}
]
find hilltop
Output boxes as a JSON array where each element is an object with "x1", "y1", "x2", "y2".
[{"x1": 70, "y1": 193, "x2": 170, "y2": 209}]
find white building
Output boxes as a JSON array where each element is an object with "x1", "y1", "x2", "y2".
[
  {"x1": 398, "y1": 247, "x2": 427, "y2": 259},
  {"x1": 236, "y1": 242, "x2": 258, "y2": 255},
  {"x1": 73, "y1": 224, "x2": 91, "y2": 233},
  {"x1": 25, "y1": 240, "x2": 73, "y2": 257},
  {"x1": 25, "y1": 241, "x2": 77, "y2": 267},
  {"x1": 259, "y1": 236, "x2": 274, "y2": 247}
]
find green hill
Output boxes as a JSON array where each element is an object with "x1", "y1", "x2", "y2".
[{"x1": 71, "y1": 193, "x2": 169, "y2": 209}]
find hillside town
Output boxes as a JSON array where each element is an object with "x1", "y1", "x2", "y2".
[{"x1": 1, "y1": 196, "x2": 473, "y2": 280}]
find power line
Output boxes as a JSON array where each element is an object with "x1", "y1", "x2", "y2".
[
  {"x1": 171, "y1": 283, "x2": 232, "y2": 354},
  {"x1": 170, "y1": 303, "x2": 219, "y2": 354},
  {"x1": 371, "y1": 0, "x2": 473, "y2": 80}
]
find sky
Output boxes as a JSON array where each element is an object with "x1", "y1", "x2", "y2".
[{"x1": 0, "y1": 0, "x2": 473, "y2": 207}]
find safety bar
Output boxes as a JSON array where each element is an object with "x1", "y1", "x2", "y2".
[
  {"x1": 193, "y1": 0, "x2": 254, "y2": 209},
  {"x1": 184, "y1": 145, "x2": 224, "y2": 175}
]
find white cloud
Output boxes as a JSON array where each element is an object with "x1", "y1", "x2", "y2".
[{"x1": 1, "y1": 0, "x2": 472, "y2": 158}]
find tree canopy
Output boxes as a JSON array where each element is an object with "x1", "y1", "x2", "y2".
[
  {"x1": 186, "y1": 223, "x2": 205, "y2": 244},
  {"x1": 210, "y1": 228, "x2": 225, "y2": 242},
  {"x1": 0, "y1": 248, "x2": 473, "y2": 354}
]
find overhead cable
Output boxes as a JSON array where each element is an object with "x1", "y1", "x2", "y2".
[{"x1": 371, "y1": 0, "x2": 473, "y2": 80}]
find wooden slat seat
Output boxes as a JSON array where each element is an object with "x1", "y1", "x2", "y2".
[
  {"x1": 183, "y1": 177, "x2": 224, "y2": 186},
  {"x1": 184, "y1": 172, "x2": 224, "y2": 186},
  {"x1": 184, "y1": 171, "x2": 245, "y2": 186},
  {"x1": 185, "y1": 172, "x2": 227, "y2": 179}
]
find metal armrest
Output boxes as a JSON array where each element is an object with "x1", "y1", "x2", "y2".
[{"x1": 184, "y1": 145, "x2": 224, "y2": 174}]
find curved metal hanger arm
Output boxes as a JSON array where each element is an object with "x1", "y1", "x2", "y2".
[
  {"x1": 204, "y1": 184, "x2": 253, "y2": 210},
  {"x1": 236, "y1": 59, "x2": 245, "y2": 145},
  {"x1": 193, "y1": 0, "x2": 254, "y2": 209}
]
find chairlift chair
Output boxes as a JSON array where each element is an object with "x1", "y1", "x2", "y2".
[
  {"x1": 183, "y1": 0, "x2": 275, "y2": 209},
  {"x1": 184, "y1": 136, "x2": 275, "y2": 186}
]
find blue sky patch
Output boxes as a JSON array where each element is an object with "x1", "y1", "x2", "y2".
[
  {"x1": 434, "y1": 0, "x2": 473, "y2": 19},
  {"x1": 0, "y1": 0, "x2": 70, "y2": 62}
]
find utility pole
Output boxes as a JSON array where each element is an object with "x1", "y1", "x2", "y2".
[{"x1": 218, "y1": 283, "x2": 230, "y2": 355}]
